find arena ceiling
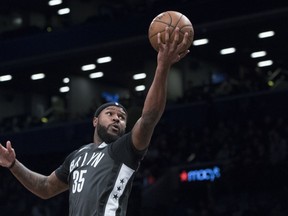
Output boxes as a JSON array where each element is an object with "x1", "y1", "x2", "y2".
[{"x1": 0, "y1": 0, "x2": 288, "y2": 95}]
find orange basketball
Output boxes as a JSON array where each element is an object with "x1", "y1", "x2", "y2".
[{"x1": 148, "y1": 11, "x2": 194, "y2": 52}]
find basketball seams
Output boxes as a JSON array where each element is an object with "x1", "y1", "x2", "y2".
[
  {"x1": 148, "y1": 24, "x2": 166, "y2": 39},
  {"x1": 149, "y1": 16, "x2": 192, "y2": 38},
  {"x1": 173, "y1": 13, "x2": 183, "y2": 33},
  {"x1": 167, "y1": 12, "x2": 173, "y2": 26},
  {"x1": 149, "y1": 11, "x2": 176, "y2": 38}
]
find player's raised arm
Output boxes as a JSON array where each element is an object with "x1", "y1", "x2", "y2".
[
  {"x1": 0, "y1": 141, "x2": 68, "y2": 199},
  {"x1": 131, "y1": 27, "x2": 190, "y2": 151}
]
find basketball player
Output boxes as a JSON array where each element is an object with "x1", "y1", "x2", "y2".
[{"x1": 0, "y1": 27, "x2": 190, "y2": 215}]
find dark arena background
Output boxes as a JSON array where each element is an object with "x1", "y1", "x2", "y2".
[{"x1": 1, "y1": 0, "x2": 288, "y2": 215}]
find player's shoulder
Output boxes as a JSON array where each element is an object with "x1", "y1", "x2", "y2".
[{"x1": 77, "y1": 143, "x2": 95, "y2": 152}]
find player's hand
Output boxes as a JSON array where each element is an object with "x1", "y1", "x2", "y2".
[
  {"x1": 0, "y1": 141, "x2": 16, "y2": 168},
  {"x1": 157, "y1": 27, "x2": 190, "y2": 67}
]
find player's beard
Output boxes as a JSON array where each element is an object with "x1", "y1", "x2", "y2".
[{"x1": 97, "y1": 123, "x2": 125, "y2": 143}]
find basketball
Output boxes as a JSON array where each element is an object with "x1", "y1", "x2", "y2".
[{"x1": 148, "y1": 11, "x2": 194, "y2": 52}]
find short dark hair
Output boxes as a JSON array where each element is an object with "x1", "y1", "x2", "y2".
[{"x1": 94, "y1": 102, "x2": 127, "y2": 117}]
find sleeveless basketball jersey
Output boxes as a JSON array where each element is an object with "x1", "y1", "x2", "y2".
[{"x1": 55, "y1": 132, "x2": 146, "y2": 216}]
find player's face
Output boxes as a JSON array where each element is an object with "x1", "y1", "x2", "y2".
[{"x1": 96, "y1": 106, "x2": 127, "y2": 143}]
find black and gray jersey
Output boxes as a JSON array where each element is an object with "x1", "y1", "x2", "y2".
[{"x1": 55, "y1": 132, "x2": 146, "y2": 216}]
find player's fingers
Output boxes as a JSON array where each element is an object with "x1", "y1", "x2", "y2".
[
  {"x1": 6, "y1": 141, "x2": 13, "y2": 153},
  {"x1": 176, "y1": 32, "x2": 188, "y2": 53},
  {"x1": 179, "y1": 50, "x2": 190, "y2": 59},
  {"x1": 182, "y1": 32, "x2": 189, "y2": 47},
  {"x1": 173, "y1": 27, "x2": 180, "y2": 45},
  {"x1": 164, "y1": 27, "x2": 170, "y2": 43},
  {"x1": 172, "y1": 50, "x2": 189, "y2": 64},
  {"x1": 6, "y1": 140, "x2": 12, "y2": 151},
  {"x1": 157, "y1": 32, "x2": 164, "y2": 51},
  {"x1": 157, "y1": 32, "x2": 161, "y2": 44}
]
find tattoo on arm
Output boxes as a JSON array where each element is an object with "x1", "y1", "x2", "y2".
[{"x1": 10, "y1": 160, "x2": 68, "y2": 199}]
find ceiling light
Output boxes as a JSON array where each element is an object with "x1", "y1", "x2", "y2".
[
  {"x1": 63, "y1": 77, "x2": 70, "y2": 83},
  {"x1": 0, "y1": 75, "x2": 12, "y2": 82},
  {"x1": 13, "y1": 17, "x2": 23, "y2": 26},
  {"x1": 193, "y1": 38, "x2": 209, "y2": 46},
  {"x1": 48, "y1": 0, "x2": 62, "y2": 6},
  {"x1": 133, "y1": 73, "x2": 146, "y2": 80},
  {"x1": 251, "y1": 51, "x2": 267, "y2": 58},
  {"x1": 41, "y1": 117, "x2": 48, "y2": 123},
  {"x1": 46, "y1": 26, "x2": 53, "y2": 32},
  {"x1": 267, "y1": 80, "x2": 274, "y2": 87},
  {"x1": 31, "y1": 73, "x2": 45, "y2": 80},
  {"x1": 220, "y1": 47, "x2": 236, "y2": 55},
  {"x1": 58, "y1": 8, "x2": 70, "y2": 15},
  {"x1": 135, "y1": 85, "x2": 145, "y2": 91},
  {"x1": 97, "y1": 56, "x2": 112, "y2": 64},
  {"x1": 258, "y1": 31, "x2": 275, "y2": 38},
  {"x1": 59, "y1": 86, "x2": 70, "y2": 93},
  {"x1": 89, "y1": 72, "x2": 104, "y2": 79},
  {"x1": 257, "y1": 60, "x2": 273, "y2": 67},
  {"x1": 81, "y1": 64, "x2": 96, "y2": 71}
]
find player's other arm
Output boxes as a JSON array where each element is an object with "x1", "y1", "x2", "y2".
[
  {"x1": 0, "y1": 141, "x2": 68, "y2": 199},
  {"x1": 10, "y1": 161, "x2": 68, "y2": 199},
  {"x1": 132, "y1": 27, "x2": 189, "y2": 151}
]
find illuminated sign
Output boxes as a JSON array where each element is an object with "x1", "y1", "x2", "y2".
[{"x1": 180, "y1": 166, "x2": 221, "y2": 182}]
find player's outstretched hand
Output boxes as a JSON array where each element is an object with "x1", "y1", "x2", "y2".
[
  {"x1": 0, "y1": 141, "x2": 16, "y2": 168},
  {"x1": 157, "y1": 27, "x2": 190, "y2": 67}
]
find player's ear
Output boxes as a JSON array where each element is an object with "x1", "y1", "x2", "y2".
[{"x1": 93, "y1": 116, "x2": 98, "y2": 127}]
